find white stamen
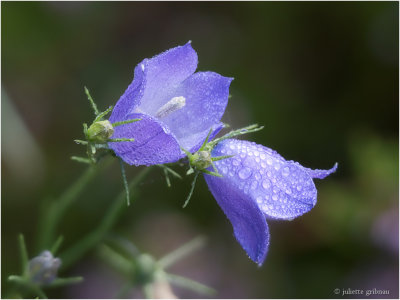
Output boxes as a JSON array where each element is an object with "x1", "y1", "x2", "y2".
[{"x1": 155, "y1": 96, "x2": 186, "y2": 119}]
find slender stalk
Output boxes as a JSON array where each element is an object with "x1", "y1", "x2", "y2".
[
  {"x1": 47, "y1": 277, "x2": 83, "y2": 288},
  {"x1": 8, "y1": 275, "x2": 48, "y2": 299},
  {"x1": 59, "y1": 166, "x2": 153, "y2": 269},
  {"x1": 37, "y1": 159, "x2": 112, "y2": 252},
  {"x1": 182, "y1": 172, "x2": 199, "y2": 208},
  {"x1": 18, "y1": 234, "x2": 28, "y2": 275},
  {"x1": 166, "y1": 273, "x2": 216, "y2": 296},
  {"x1": 158, "y1": 236, "x2": 206, "y2": 269}
]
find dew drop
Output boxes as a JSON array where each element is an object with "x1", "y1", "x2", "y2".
[
  {"x1": 261, "y1": 162, "x2": 267, "y2": 168},
  {"x1": 254, "y1": 151, "x2": 259, "y2": 157},
  {"x1": 274, "y1": 164, "x2": 281, "y2": 171},
  {"x1": 267, "y1": 158, "x2": 273, "y2": 165},
  {"x1": 232, "y1": 160, "x2": 240, "y2": 166},
  {"x1": 282, "y1": 167, "x2": 290, "y2": 177},
  {"x1": 262, "y1": 179, "x2": 271, "y2": 189},
  {"x1": 238, "y1": 167, "x2": 252, "y2": 180},
  {"x1": 296, "y1": 185, "x2": 302, "y2": 191},
  {"x1": 221, "y1": 166, "x2": 228, "y2": 174},
  {"x1": 272, "y1": 194, "x2": 278, "y2": 201},
  {"x1": 251, "y1": 181, "x2": 258, "y2": 190},
  {"x1": 260, "y1": 153, "x2": 266, "y2": 159},
  {"x1": 256, "y1": 196, "x2": 263, "y2": 204}
]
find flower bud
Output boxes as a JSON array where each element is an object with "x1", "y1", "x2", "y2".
[
  {"x1": 28, "y1": 251, "x2": 61, "y2": 285},
  {"x1": 87, "y1": 120, "x2": 114, "y2": 143},
  {"x1": 191, "y1": 150, "x2": 212, "y2": 170},
  {"x1": 135, "y1": 253, "x2": 157, "y2": 285}
]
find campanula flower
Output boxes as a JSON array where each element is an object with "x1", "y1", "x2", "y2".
[
  {"x1": 203, "y1": 139, "x2": 337, "y2": 265},
  {"x1": 108, "y1": 42, "x2": 233, "y2": 166}
]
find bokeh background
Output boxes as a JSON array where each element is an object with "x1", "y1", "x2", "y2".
[{"x1": 2, "y1": 2, "x2": 398, "y2": 298}]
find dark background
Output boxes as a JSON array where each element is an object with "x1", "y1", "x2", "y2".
[{"x1": 2, "y1": 2, "x2": 398, "y2": 298}]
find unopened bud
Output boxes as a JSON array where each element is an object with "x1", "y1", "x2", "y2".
[
  {"x1": 135, "y1": 254, "x2": 157, "y2": 285},
  {"x1": 28, "y1": 251, "x2": 61, "y2": 285},
  {"x1": 87, "y1": 120, "x2": 114, "y2": 143}
]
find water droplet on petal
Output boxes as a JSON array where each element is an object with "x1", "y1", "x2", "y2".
[
  {"x1": 282, "y1": 167, "x2": 290, "y2": 176},
  {"x1": 272, "y1": 194, "x2": 278, "y2": 201},
  {"x1": 251, "y1": 181, "x2": 258, "y2": 190},
  {"x1": 267, "y1": 158, "x2": 273, "y2": 165},
  {"x1": 256, "y1": 196, "x2": 263, "y2": 204},
  {"x1": 262, "y1": 179, "x2": 271, "y2": 189},
  {"x1": 260, "y1": 153, "x2": 266, "y2": 160},
  {"x1": 238, "y1": 167, "x2": 252, "y2": 180}
]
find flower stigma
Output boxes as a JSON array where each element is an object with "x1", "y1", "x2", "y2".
[{"x1": 155, "y1": 96, "x2": 186, "y2": 119}]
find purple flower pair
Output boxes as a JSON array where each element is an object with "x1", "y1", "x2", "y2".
[{"x1": 108, "y1": 43, "x2": 337, "y2": 265}]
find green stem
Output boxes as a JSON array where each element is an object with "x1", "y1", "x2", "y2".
[
  {"x1": 166, "y1": 273, "x2": 216, "y2": 296},
  {"x1": 37, "y1": 159, "x2": 112, "y2": 252},
  {"x1": 18, "y1": 234, "x2": 29, "y2": 275},
  {"x1": 59, "y1": 166, "x2": 153, "y2": 269},
  {"x1": 158, "y1": 236, "x2": 206, "y2": 269},
  {"x1": 8, "y1": 275, "x2": 48, "y2": 299}
]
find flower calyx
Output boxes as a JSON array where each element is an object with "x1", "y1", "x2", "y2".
[
  {"x1": 72, "y1": 87, "x2": 141, "y2": 165},
  {"x1": 87, "y1": 120, "x2": 114, "y2": 143},
  {"x1": 182, "y1": 129, "x2": 233, "y2": 178}
]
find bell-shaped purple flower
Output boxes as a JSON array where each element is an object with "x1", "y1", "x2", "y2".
[
  {"x1": 204, "y1": 139, "x2": 337, "y2": 266},
  {"x1": 108, "y1": 42, "x2": 233, "y2": 166}
]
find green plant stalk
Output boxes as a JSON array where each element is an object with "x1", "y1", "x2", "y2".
[
  {"x1": 158, "y1": 236, "x2": 206, "y2": 269},
  {"x1": 59, "y1": 166, "x2": 154, "y2": 269},
  {"x1": 37, "y1": 159, "x2": 112, "y2": 251}
]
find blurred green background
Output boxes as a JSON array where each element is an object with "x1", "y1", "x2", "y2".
[{"x1": 2, "y1": 2, "x2": 398, "y2": 298}]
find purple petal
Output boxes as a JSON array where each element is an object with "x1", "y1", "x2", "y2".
[
  {"x1": 138, "y1": 42, "x2": 198, "y2": 115},
  {"x1": 305, "y1": 163, "x2": 338, "y2": 179},
  {"x1": 161, "y1": 72, "x2": 233, "y2": 149},
  {"x1": 108, "y1": 113, "x2": 182, "y2": 166},
  {"x1": 109, "y1": 64, "x2": 146, "y2": 123},
  {"x1": 179, "y1": 122, "x2": 224, "y2": 153},
  {"x1": 211, "y1": 139, "x2": 337, "y2": 220},
  {"x1": 204, "y1": 172, "x2": 270, "y2": 265}
]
